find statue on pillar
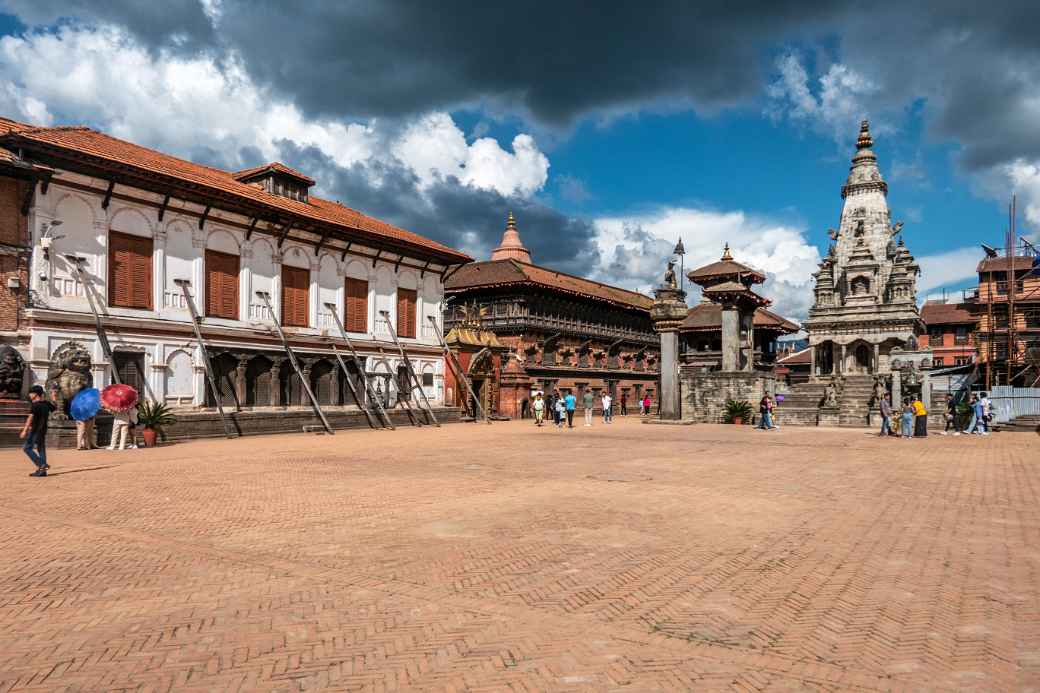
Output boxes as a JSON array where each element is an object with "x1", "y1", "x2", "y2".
[{"x1": 663, "y1": 261, "x2": 678, "y2": 290}]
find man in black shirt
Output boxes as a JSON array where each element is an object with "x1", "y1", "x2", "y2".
[{"x1": 20, "y1": 385, "x2": 57, "y2": 477}]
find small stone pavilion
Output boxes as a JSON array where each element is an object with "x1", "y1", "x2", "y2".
[{"x1": 651, "y1": 245, "x2": 782, "y2": 423}]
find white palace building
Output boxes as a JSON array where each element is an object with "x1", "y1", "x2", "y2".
[{"x1": 0, "y1": 117, "x2": 471, "y2": 438}]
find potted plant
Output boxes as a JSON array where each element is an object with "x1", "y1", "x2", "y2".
[
  {"x1": 136, "y1": 400, "x2": 177, "y2": 447},
  {"x1": 724, "y1": 399, "x2": 752, "y2": 425}
]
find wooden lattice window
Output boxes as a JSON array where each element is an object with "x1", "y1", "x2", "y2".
[
  {"x1": 281, "y1": 265, "x2": 310, "y2": 327},
  {"x1": 397, "y1": 288, "x2": 417, "y2": 338},
  {"x1": 205, "y1": 249, "x2": 240, "y2": 320},
  {"x1": 345, "y1": 278, "x2": 368, "y2": 333},
  {"x1": 108, "y1": 230, "x2": 153, "y2": 309}
]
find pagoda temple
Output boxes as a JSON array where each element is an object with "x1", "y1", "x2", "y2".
[{"x1": 802, "y1": 120, "x2": 924, "y2": 377}]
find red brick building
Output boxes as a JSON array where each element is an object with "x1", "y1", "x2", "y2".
[
  {"x1": 443, "y1": 215, "x2": 660, "y2": 418},
  {"x1": 919, "y1": 301, "x2": 976, "y2": 367}
]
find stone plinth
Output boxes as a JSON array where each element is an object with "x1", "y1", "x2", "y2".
[
  {"x1": 680, "y1": 368, "x2": 775, "y2": 424},
  {"x1": 651, "y1": 287, "x2": 687, "y2": 420},
  {"x1": 817, "y1": 406, "x2": 841, "y2": 427}
]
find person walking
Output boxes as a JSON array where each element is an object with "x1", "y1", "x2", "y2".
[
  {"x1": 533, "y1": 392, "x2": 545, "y2": 427},
  {"x1": 76, "y1": 414, "x2": 98, "y2": 450},
  {"x1": 21, "y1": 385, "x2": 57, "y2": 477},
  {"x1": 548, "y1": 390, "x2": 559, "y2": 427},
  {"x1": 108, "y1": 407, "x2": 133, "y2": 450},
  {"x1": 638, "y1": 395, "x2": 645, "y2": 416},
  {"x1": 969, "y1": 394, "x2": 987, "y2": 435},
  {"x1": 879, "y1": 392, "x2": 892, "y2": 437},
  {"x1": 979, "y1": 391, "x2": 992, "y2": 435},
  {"x1": 642, "y1": 394, "x2": 652, "y2": 417},
  {"x1": 620, "y1": 393, "x2": 628, "y2": 416},
  {"x1": 940, "y1": 394, "x2": 956, "y2": 435},
  {"x1": 583, "y1": 389, "x2": 595, "y2": 427},
  {"x1": 564, "y1": 391, "x2": 577, "y2": 428},
  {"x1": 758, "y1": 395, "x2": 775, "y2": 430},
  {"x1": 912, "y1": 395, "x2": 928, "y2": 437},
  {"x1": 900, "y1": 397, "x2": 914, "y2": 439},
  {"x1": 602, "y1": 392, "x2": 613, "y2": 423},
  {"x1": 554, "y1": 396, "x2": 566, "y2": 429}
]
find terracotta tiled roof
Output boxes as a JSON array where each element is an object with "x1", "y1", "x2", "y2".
[
  {"x1": 233, "y1": 161, "x2": 315, "y2": 186},
  {"x1": 777, "y1": 347, "x2": 812, "y2": 365},
  {"x1": 0, "y1": 120, "x2": 470, "y2": 263},
  {"x1": 445, "y1": 259, "x2": 653, "y2": 310},
  {"x1": 977, "y1": 255, "x2": 1037, "y2": 272},
  {"x1": 680, "y1": 303, "x2": 798, "y2": 333},
  {"x1": 688, "y1": 259, "x2": 766, "y2": 283},
  {"x1": 920, "y1": 302, "x2": 976, "y2": 325}
]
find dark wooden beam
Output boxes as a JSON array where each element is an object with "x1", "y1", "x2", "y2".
[
  {"x1": 19, "y1": 183, "x2": 35, "y2": 216},
  {"x1": 40, "y1": 175, "x2": 51, "y2": 195},
  {"x1": 340, "y1": 241, "x2": 353, "y2": 262},
  {"x1": 157, "y1": 194, "x2": 171, "y2": 221},
  {"x1": 314, "y1": 228, "x2": 330, "y2": 256},
  {"x1": 371, "y1": 249, "x2": 383, "y2": 268},
  {"x1": 198, "y1": 205, "x2": 211, "y2": 230},
  {"x1": 393, "y1": 254, "x2": 404, "y2": 272},
  {"x1": 419, "y1": 260, "x2": 431, "y2": 278},
  {"x1": 100, "y1": 180, "x2": 115, "y2": 210},
  {"x1": 441, "y1": 263, "x2": 464, "y2": 282},
  {"x1": 276, "y1": 221, "x2": 293, "y2": 248},
  {"x1": 245, "y1": 217, "x2": 258, "y2": 240}
]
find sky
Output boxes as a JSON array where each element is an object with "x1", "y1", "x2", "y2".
[{"x1": 1, "y1": 1, "x2": 1038, "y2": 322}]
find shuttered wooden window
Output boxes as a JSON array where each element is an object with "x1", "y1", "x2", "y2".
[
  {"x1": 108, "y1": 230, "x2": 153, "y2": 309},
  {"x1": 397, "y1": 288, "x2": 417, "y2": 338},
  {"x1": 281, "y1": 265, "x2": 310, "y2": 327},
  {"x1": 205, "y1": 249, "x2": 240, "y2": 320},
  {"x1": 345, "y1": 277, "x2": 368, "y2": 333}
]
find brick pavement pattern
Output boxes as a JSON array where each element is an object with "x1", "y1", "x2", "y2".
[{"x1": 0, "y1": 419, "x2": 1037, "y2": 691}]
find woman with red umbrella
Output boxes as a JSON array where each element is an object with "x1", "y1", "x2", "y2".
[{"x1": 101, "y1": 384, "x2": 138, "y2": 450}]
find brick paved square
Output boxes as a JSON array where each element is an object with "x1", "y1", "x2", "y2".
[{"x1": 1, "y1": 419, "x2": 1037, "y2": 691}]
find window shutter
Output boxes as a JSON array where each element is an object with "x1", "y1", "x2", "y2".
[
  {"x1": 205, "y1": 250, "x2": 240, "y2": 320},
  {"x1": 345, "y1": 278, "x2": 368, "y2": 333},
  {"x1": 397, "y1": 289, "x2": 417, "y2": 338},
  {"x1": 109, "y1": 231, "x2": 153, "y2": 309},
  {"x1": 281, "y1": 265, "x2": 309, "y2": 327}
]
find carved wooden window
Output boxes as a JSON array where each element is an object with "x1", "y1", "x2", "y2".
[
  {"x1": 108, "y1": 230, "x2": 153, "y2": 310},
  {"x1": 345, "y1": 277, "x2": 368, "y2": 333},
  {"x1": 397, "y1": 288, "x2": 417, "y2": 338},
  {"x1": 281, "y1": 265, "x2": 310, "y2": 327},
  {"x1": 205, "y1": 249, "x2": 240, "y2": 320}
]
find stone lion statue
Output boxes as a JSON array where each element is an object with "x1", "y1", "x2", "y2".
[
  {"x1": 46, "y1": 341, "x2": 93, "y2": 416},
  {"x1": 0, "y1": 345, "x2": 25, "y2": 399}
]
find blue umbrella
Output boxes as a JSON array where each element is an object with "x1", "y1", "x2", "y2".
[{"x1": 70, "y1": 387, "x2": 101, "y2": 421}]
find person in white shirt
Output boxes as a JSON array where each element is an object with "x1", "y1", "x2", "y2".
[{"x1": 601, "y1": 394, "x2": 613, "y2": 423}]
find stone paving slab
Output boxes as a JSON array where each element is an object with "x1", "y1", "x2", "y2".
[{"x1": 0, "y1": 418, "x2": 1037, "y2": 691}]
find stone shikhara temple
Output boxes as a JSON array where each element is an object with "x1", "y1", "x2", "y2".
[
  {"x1": 803, "y1": 120, "x2": 924, "y2": 378},
  {"x1": 0, "y1": 116, "x2": 470, "y2": 444}
]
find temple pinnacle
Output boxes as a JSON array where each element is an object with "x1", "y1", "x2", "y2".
[
  {"x1": 856, "y1": 119, "x2": 873, "y2": 150},
  {"x1": 721, "y1": 243, "x2": 733, "y2": 261},
  {"x1": 490, "y1": 211, "x2": 532, "y2": 263}
]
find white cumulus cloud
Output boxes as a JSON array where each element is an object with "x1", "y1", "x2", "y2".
[
  {"x1": 0, "y1": 25, "x2": 549, "y2": 198},
  {"x1": 590, "y1": 207, "x2": 821, "y2": 321}
]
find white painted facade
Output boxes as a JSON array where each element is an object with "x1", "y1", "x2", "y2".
[{"x1": 23, "y1": 170, "x2": 447, "y2": 407}]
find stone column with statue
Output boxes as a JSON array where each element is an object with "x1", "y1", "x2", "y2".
[{"x1": 650, "y1": 261, "x2": 686, "y2": 420}]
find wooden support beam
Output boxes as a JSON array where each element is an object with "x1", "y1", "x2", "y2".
[
  {"x1": 276, "y1": 221, "x2": 293, "y2": 248},
  {"x1": 340, "y1": 241, "x2": 353, "y2": 262},
  {"x1": 157, "y1": 194, "x2": 171, "y2": 221},
  {"x1": 40, "y1": 175, "x2": 51, "y2": 195},
  {"x1": 19, "y1": 183, "x2": 35, "y2": 216},
  {"x1": 314, "y1": 228, "x2": 330, "y2": 256},
  {"x1": 441, "y1": 263, "x2": 464, "y2": 282},
  {"x1": 419, "y1": 260, "x2": 431, "y2": 278},
  {"x1": 372, "y1": 249, "x2": 383, "y2": 267},
  {"x1": 245, "y1": 217, "x2": 258, "y2": 240},
  {"x1": 394, "y1": 255, "x2": 404, "y2": 272},
  {"x1": 198, "y1": 205, "x2": 212, "y2": 230},
  {"x1": 101, "y1": 180, "x2": 116, "y2": 210}
]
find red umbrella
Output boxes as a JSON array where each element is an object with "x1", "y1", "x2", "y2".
[{"x1": 101, "y1": 383, "x2": 139, "y2": 412}]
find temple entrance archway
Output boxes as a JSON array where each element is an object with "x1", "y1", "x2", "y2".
[
  {"x1": 816, "y1": 341, "x2": 835, "y2": 376},
  {"x1": 847, "y1": 340, "x2": 873, "y2": 374}
]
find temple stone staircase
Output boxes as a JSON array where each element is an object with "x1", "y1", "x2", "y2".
[
  {"x1": 0, "y1": 399, "x2": 29, "y2": 448},
  {"x1": 775, "y1": 375, "x2": 877, "y2": 427}
]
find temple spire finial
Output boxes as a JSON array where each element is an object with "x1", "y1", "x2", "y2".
[
  {"x1": 721, "y1": 243, "x2": 733, "y2": 261},
  {"x1": 490, "y1": 211, "x2": 532, "y2": 263},
  {"x1": 507, "y1": 210, "x2": 516, "y2": 228},
  {"x1": 856, "y1": 119, "x2": 873, "y2": 150}
]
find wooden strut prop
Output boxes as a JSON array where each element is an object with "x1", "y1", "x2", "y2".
[
  {"x1": 380, "y1": 311, "x2": 440, "y2": 427},
  {"x1": 174, "y1": 279, "x2": 237, "y2": 439},
  {"x1": 256, "y1": 291, "x2": 334, "y2": 435},
  {"x1": 327, "y1": 340, "x2": 381, "y2": 430},
  {"x1": 322, "y1": 303, "x2": 395, "y2": 430},
  {"x1": 66, "y1": 256, "x2": 120, "y2": 385},
  {"x1": 427, "y1": 315, "x2": 490, "y2": 424},
  {"x1": 373, "y1": 343, "x2": 424, "y2": 427}
]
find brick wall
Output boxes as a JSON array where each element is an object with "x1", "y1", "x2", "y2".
[{"x1": 0, "y1": 177, "x2": 29, "y2": 333}]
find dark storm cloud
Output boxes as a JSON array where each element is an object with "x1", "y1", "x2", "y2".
[{"x1": 277, "y1": 140, "x2": 601, "y2": 274}]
